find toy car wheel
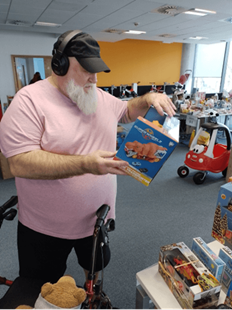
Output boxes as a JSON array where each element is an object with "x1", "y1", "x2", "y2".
[
  {"x1": 222, "y1": 167, "x2": 227, "y2": 177},
  {"x1": 177, "y1": 166, "x2": 189, "y2": 178},
  {"x1": 193, "y1": 172, "x2": 206, "y2": 185}
]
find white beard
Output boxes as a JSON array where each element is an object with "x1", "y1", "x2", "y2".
[{"x1": 66, "y1": 79, "x2": 98, "y2": 115}]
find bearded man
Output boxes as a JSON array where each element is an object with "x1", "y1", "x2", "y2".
[{"x1": 0, "y1": 31, "x2": 175, "y2": 296}]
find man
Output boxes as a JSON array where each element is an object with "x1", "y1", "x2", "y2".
[{"x1": 0, "y1": 31, "x2": 175, "y2": 288}]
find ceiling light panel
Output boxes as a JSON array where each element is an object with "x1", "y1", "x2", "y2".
[
  {"x1": 184, "y1": 11, "x2": 207, "y2": 16},
  {"x1": 124, "y1": 30, "x2": 146, "y2": 34},
  {"x1": 195, "y1": 8, "x2": 216, "y2": 14}
]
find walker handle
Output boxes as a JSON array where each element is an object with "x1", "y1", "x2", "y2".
[
  {"x1": 95, "y1": 204, "x2": 110, "y2": 228},
  {"x1": 0, "y1": 196, "x2": 18, "y2": 217}
]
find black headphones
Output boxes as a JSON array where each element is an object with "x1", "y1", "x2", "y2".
[{"x1": 51, "y1": 30, "x2": 82, "y2": 76}]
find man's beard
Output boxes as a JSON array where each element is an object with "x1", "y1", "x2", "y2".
[{"x1": 66, "y1": 79, "x2": 98, "y2": 115}]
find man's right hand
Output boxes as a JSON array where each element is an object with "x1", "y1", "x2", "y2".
[{"x1": 82, "y1": 150, "x2": 129, "y2": 175}]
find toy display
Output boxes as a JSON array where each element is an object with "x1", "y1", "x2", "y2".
[
  {"x1": 114, "y1": 106, "x2": 179, "y2": 186},
  {"x1": 16, "y1": 275, "x2": 86, "y2": 309},
  {"x1": 177, "y1": 113, "x2": 231, "y2": 184},
  {"x1": 219, "y1": 246, "x2": 232, "y2": 292},
  {"x1": 212, "y1": 181, "x2": 232, "y2": 248},
  {"x1": 191, "y1": 237, "x2": 225, "y2": 282},
  {"x1": 158, "y1": 242, "x2": 221, "y2": 309},
  {"x1": 224, "y1": 281, "x2": 232, "y2": 308}
]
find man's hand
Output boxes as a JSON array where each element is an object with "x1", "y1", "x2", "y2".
[
  {"x1": 83, "y1": 150, "x2": 128, "y2": 175},
  {"x1": 123, "y1": 92, "x2": 176, "y2": 123},
  {"x1": 144, "y1": 92, "x2": 176, "y2": 117}
]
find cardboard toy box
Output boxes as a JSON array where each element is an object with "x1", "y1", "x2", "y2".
[
  {"x1": 158, "y1": 241, "x2": 221, "y2": 309},
  {"x1": 219, "y1": 246, "x2": 232, "y2": 292},
  {"x1": 114, "y1": 106, "x2": 179, "y2": 186},
  {"x1": 212, "y1": 181, "x2": 232, "y2": 248},
  {"x1": 191, "y1": 237, "x2": 225, "y2": 282},
  {"x1": 224, "y1": 280, "x2": 232, "y2": 308}
]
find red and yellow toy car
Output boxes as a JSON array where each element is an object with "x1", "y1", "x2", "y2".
[{"x1": 178, "y1": 120, "x2": 231, "y2": 184}]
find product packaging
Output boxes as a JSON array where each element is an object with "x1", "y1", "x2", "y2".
[
  {"x1": 158, "y1": 241, "x2": 221, "y2": 309},
  {"x1": 191, "y1": 237, "x2": 225, "y2": 282},
  {"x1": 219, "y1": 246, "x2": 232, "y2": 292},
  {"x1": 114, "y1": 106, "x2": 179, "y2": 186},
  {"x1": 212, "y1": 181, "x2": 232, "y2": 248}
]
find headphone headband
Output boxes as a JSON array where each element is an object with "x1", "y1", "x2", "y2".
[
  {"x1": 55, "y1": 30, "x2": 82, "y2": 57},
  {"x1": 52, "y1": 30, "x2": 82, "y2": 76}
]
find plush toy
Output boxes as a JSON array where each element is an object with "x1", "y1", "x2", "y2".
[{"x1": 16, "y1": 275, "x2": 86, "y2": 309}]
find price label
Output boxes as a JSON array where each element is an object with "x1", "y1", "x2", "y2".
[{"x1": 186, "y1": 115, "x2": 198, "y2": 127}]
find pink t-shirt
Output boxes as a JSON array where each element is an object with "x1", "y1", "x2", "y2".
[{"x1": 0, "y1": 79, "x2": 127, "y2": 239}]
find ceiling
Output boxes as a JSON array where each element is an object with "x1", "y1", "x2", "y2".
[{"x1": 1, "y1": 0, "x2": 232, "y2": 44}]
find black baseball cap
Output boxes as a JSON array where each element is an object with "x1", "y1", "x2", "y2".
[{"x1": 53, "y1": 31, "x2": 110, "y2": 73}]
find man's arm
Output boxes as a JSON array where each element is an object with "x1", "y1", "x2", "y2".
[
  {"x1": 120, "y1": 92, "x2": 176, "y2": 123},
  {"x1": 7, "y1": 149, "x2": 129, "y2": 180}
]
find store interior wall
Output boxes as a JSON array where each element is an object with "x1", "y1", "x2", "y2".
[
  {"x1": 0, "y1": 30, "x2": 184, "y2": 111},
  {"x1": 97, "y1": 39, "x2": 182, "y2": 87}
]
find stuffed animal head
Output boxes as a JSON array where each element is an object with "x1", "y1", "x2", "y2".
[{"x1": 34, "y1": 275, "x2": 86, "y2": 309}]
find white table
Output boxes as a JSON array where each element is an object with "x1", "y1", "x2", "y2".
[{"x1": 135, "y1": 240, "x2": 226, "y2": 309}]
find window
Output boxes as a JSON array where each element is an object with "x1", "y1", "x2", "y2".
[
  {"x1": 193, "y1": 42, "x2": 226, "y2": 93},
  {"x1": 224, "y1": 44, "x2": 232, "y2": 93}
]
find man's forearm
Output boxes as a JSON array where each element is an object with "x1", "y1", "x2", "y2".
[
  {"x1": 120, "y1": 94, "x2": 149, "y2": 123},
  {"x1": 8, "y1": 149, "x2": 86, "y2": 180}
]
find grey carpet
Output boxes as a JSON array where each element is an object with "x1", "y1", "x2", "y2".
[{"x1": 0, "y1": 143, "x2": 226, "y2": 308}]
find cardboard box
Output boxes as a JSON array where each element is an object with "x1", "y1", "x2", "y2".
[
  {"x1": 0, "y1": 152, "x2": 14, "y2": 180},
  {"x1": 219, "y1": 246, "x2": 232, "y2": 292},
  {"x1": 114, "y1": 106, "x2": 179, "y2": 186},
  {"x1": 191, "y1": 237, "x2": 225, "y2": 282},
  {"x1": 212, "y1": 181, "x2": 232, "y2": 248},
  {"x1": 158, "y1": 241, "x2": 221, "y2": 309},
  {"x1": 224, "y1": 280, "x2": 232, "y2": 307}
]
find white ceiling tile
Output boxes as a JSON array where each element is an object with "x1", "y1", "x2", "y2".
[{"x1": 0, "y1": 0, "x2": 232, "y2": 44}]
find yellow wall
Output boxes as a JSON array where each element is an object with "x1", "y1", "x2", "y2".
[{"x1": 97, "y1": 39, "x2": 182, "y2": 87}]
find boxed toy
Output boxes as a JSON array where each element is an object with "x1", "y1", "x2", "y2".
[
  {"x1": 224, "y1": 280, "x2": 232, "y2": 308},
  {"x1": 219, "y1": 246, "x2": 232, "y2": 292},
  {"x1": 212, "y1": 181, "x2": 232, "y2": 248},
  {"x1": 114, "y1": 106, "x2": 179, "y2": 186},
  {"x1": 191, "y1": 237, "x2": 225, "y2": 282},
  {"x1": 158, "y1": 241, "x2": 221, "y2": 309}
]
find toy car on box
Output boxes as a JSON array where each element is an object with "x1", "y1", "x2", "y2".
[{"x1": 159, "y1": 242, "x2": 221, "y2": 309}]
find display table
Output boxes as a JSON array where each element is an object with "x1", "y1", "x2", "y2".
[
  {"x1": 176, "y1": 110, "x2": 232, "y2": 135},
  {"x1": 135, "y1": 240, "x2": 226, "y2": 309}
]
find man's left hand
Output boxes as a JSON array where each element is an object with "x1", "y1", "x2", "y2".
[{"x1": 145, "y1": 92, "x2": 176, "y2": 117}]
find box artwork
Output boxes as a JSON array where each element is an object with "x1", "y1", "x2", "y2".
[
  {"x1": 158, "y1": 242, "x2": 221, "y2": 309},
  {"x1": 191, "y1": 237, "x2": 225, "y2": 282},
  {"x1": 114, "y1": 106, "x2": 179, "y2": 186},
  {"x1": 219, "y1": 246, "x2": 232, "y2": 292},
  {"x1": 224, "y1": 280, "x2": 232, "y2": 308},
  {"x1": 212, "y1": 182, "x2": 232, "y2": 248}
]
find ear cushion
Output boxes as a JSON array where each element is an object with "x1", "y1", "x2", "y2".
[{"x1": 51, "y1": 53, "x2": 70, "y2": 76}]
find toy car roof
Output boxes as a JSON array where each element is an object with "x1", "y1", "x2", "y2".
[{"x1": 201, "y1": 122, "x2": 231, "y2": 150}]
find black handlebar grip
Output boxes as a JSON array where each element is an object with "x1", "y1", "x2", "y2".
[
  {"x1": 0, "y1": 196, "x2": 18, "y2": 216},
  {"x1": 95, "y1": 204, "x2": 110, "y2": 228}
]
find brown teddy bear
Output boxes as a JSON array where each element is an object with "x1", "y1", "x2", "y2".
[{"x1": 16, "y1": 275, "x2": 86, "y2": 309}]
